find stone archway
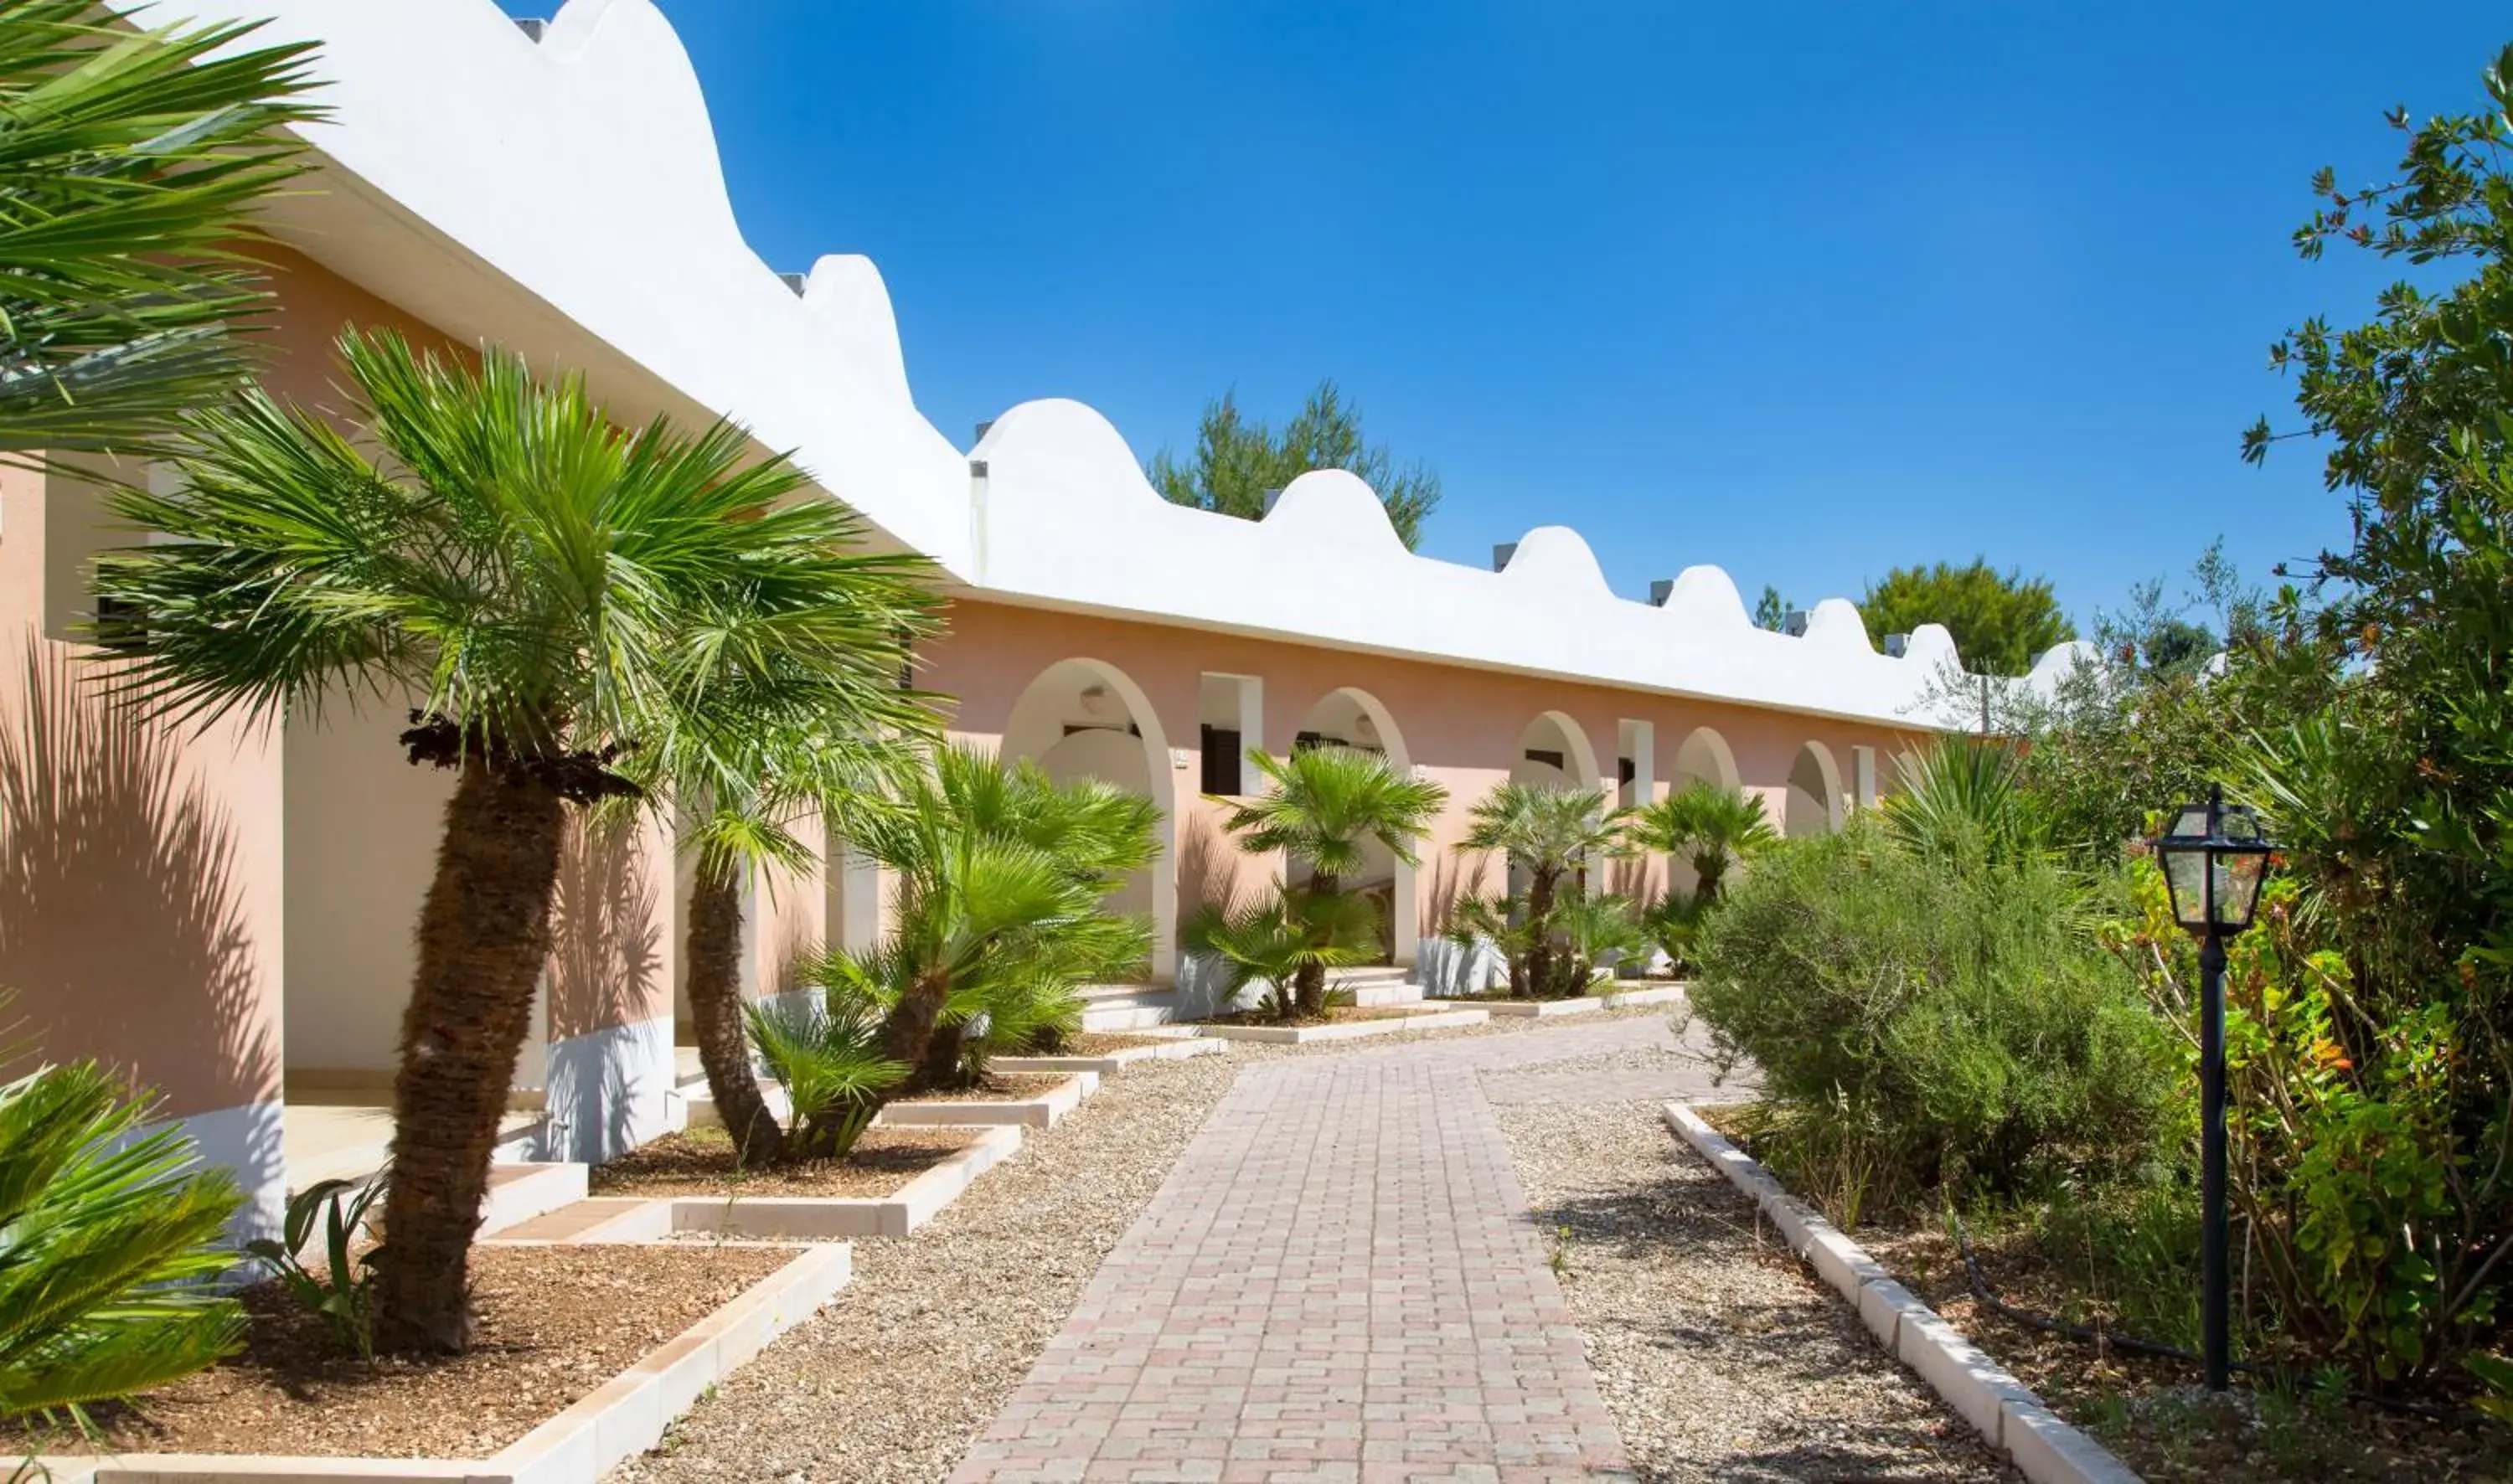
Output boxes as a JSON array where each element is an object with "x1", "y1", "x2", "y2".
[
  {"x1": 1290, "y1": 686, "x2": 1421, "y2": 968},
  {"x1": 1787, "y1": 739, "x2": 1845, "y2": 837}
]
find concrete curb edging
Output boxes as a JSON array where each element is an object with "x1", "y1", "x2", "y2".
[
  {"x1": 1423, "y1": 997, "x2": 1602, "y2": 1018},
  {"x1": 1660, "y1": 1101, "x2": 2143, "y2": 1484},
  {"x1": 1599, "y1": 982, "x2": 1686, "y2": 1009},
  {"x1": 874, "y1": 1072, "x2": 1096, "y2": 1129},
  {"x1": 36, "y1": 1243, "x2": 853, "y2": 1484},
  {"x1": 990, "y1": 1037, "x2": 1230, "y2": 1074},
  {"x1": 1189, "y1": 1008, "x2": 1491, "y2": 1043},
  {"x1": 488, "y1": 1125, "x2": 1027, "y2": 1244}
]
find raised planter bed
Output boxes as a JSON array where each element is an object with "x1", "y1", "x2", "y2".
[
  {"x1": 1191, "y1": 1007, "x2": 1489, "y2": 1043},
  {"x1": 872, "y1": 1071, "x2": 1096, "y2": 1129},
  {"x1": 29, "y1": 1243, "x2": 851, "y2": 1484},
  {"x1": 992, "y1": 1037, "x2": 1228, "y2": 1075},
  {"x1": 1661, "y1": 1101, "x2": 2137, "y2": 1484},
  {"x1": 493, "y1": 1125, "x2": 1026, "y2": 1243}
]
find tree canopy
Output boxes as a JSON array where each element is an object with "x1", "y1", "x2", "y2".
[
  {"x1": 1148, "y1": 379, "x2": 1439, "y2": 549},
  {"x1": 1859, "y1": 559, "x2": 2076, "y2": 676}
]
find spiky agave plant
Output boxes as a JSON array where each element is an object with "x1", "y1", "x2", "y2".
[
  {"x1": 1184, "y1": 889, "x2": 1382, "y2": 1022},
  {"x1": 0, "y1": 1009, "x2": 244, "y2": 1429}
]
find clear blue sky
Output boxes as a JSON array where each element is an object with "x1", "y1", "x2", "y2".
[{"x1": 504, "y1": 2, "x2": 2507, "y2": 631}]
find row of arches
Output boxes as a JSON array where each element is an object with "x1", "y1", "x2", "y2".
[{"x1": 978, "y1": 655, "x2": 1856, "y2": 981}]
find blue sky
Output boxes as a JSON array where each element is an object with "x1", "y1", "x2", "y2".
[{"x1": 507, "y1": 2, "x2": 2506, "y2": 631}]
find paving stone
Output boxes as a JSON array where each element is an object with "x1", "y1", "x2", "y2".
[{"x1": 949, "y1": 1025, "x2": 1658, "y2": 1481}]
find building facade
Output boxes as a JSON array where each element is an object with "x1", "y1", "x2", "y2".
[{"x1": 0, "y1": 0, "x2": 2079, "y2": 1242}]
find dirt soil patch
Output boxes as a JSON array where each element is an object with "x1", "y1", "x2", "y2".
[
  {"x1": 1209, "y1": 1004, "x2": 1432, "y2": 1027},
  {"x1": 890, "y1": 1073, "x2": 1069, "y2": 1104},
  {"x1": 1854, "y1": 1218, "x2": 2513, "y2": 1483},
  {"x1": 1700, "y1": 1100, "x2": 2510, "y2": 1482},
  {"x1": 592, "y1": 1126, "x2": 978, "y2": 1198},
  {"x1": 23, "y1": 1244, "x2": 792, "y2": 1460}
]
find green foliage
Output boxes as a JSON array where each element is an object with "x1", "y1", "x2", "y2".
[
  {"x1": 245, "y1": 1173, "x2": 387, "y2": 1363},
  {"x1": 0, "y1": 3, "x2": 320, "y2": 456},
  {"x1": 1216, "y1": 745, "x2": 1448, "y2": 884},
  {"x1": 840, "y1": 745, "x2": 1158, "y2": 1084},
  {"x1": 1183, "y1": 889, "x2": 1380, "y2": 1021},
  {"x1": 1753, "y1": 584, "x2": 1792, "y2": 631},
  {"x1": 98, "y1": 328, "x2": 895, "y2": 771},
  {"x1": 1882, "y1": 739, "x2": 2044, "y2": 865},
  {"x1": 1625, "y1": 781, "x2": 1777, "y2": 904},
  {"x1": 1147, "y1": 380, "x2": 1440, "y2": 549},
  {"x1": 1211, "y1": 743, "x2": 1445, "y2": 1016},
  {"x1": 742, "y1": 987, "x2": 904, "y2": 1162},
  {"x1": 0, "y1": 1018, "x2": 244, "y2": 1426},
  {"x1": 1442, "y1": 890, "x2": 1537, "y2": 997},
  {"x1": 1456, "y1": 782, "x2": 1631, "y2": 997},
  {"x1": 1689, "y1": 822, "x2": 2175, "y2": 1212},
  {"x1": 1549, "y1": 892, "x2": 1645, "y2": 990},
  {"x1": 1859, "y1": 559, "x2": 2076, "y2": 678}
]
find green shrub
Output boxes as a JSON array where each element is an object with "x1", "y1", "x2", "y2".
[
  {"x1": 0, "y1": 1025, "x2": 245, "y2": 1426},
  {"x1": 1688, "y1": 820, "x2": 2173, "y2": 1217}
]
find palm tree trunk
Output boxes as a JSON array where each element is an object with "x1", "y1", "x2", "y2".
[
  {"x1": 686, "y1": 857, "x2": 784, "y2": 1167},
  {"x1": 884, "y1": 968, "x2": 952, "y2": 1091},
  {"x1": 1293, "y1": 871, "x2": 1339, "y2": 1018},
  {"x1": 1522, "y1": 867, "x2": 1556, "y2": 999},
  {"x1": 374, "y1": 761, "x2": 565, "y2": 1355}
]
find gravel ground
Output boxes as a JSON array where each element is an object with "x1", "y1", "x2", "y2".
[
  {"x1": 1494, "y1": 1073, "x2": 2018, "y2": 1483},
  {"x1": 604, "y1": 1009, "x2": 1742, "y2": 1483}
]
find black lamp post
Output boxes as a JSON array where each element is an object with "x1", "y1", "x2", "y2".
[{"x1": 2148, "y1": 783, "x2": 2273, "y2": 1391}]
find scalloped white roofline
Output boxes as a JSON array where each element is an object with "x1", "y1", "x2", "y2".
[{"x1": 160, "y1": 0, "x2": 2071, "y2": 730}]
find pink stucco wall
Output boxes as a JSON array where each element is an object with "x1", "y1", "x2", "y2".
[{"x1": 921, "y1": 598, "x2": 1927, "y2": 975}]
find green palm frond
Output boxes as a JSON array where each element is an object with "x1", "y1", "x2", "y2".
[
  {"x1": 0, "y1": 3, "x2": 323, "y2": 456},
  {"x1": 1184, "y1": 889, "x2": 1380, "y2": 1018},
  {"x1": 0, "y1": 1002, "x2": 244, "y2": 1425},
  {"x1": 1220, "y1": 744, "x2": 1447, "y2": 879},
  {"x1": 1626, "y1": 781, "x2": 1779, "y2": 901},
  {"x1": 97, "y1": 329, "x2": 931, "y2": 773},
  {"x1": 1458, "y1": 781, "x2": 1630, "y2": 879},
  {"x1": 828, "y1": 745, "x2": 1161, "y2": 1080},
  {"x1": 744, "y1": 989, "x2": 906, "y2": 1155}
]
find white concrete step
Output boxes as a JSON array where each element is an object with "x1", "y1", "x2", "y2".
[{"x1": 1330, "y1": 966, "x2": 1427, "y2": 1007}]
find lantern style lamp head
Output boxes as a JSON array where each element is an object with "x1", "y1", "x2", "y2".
[{"x1": 2150, "y1": 784, "x2": 2273, "y2": 936}]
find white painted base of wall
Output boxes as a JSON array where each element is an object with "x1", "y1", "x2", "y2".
[
  {"x1": 142, "y1": 1099, "x2": 286, "y2": 1251},
  {"x1": 541, "y1": 1013, "x2": 679, "y2": 1165},
  {"x1": 1415, "y1": 937, "x2": 1507, "y2": 997}
]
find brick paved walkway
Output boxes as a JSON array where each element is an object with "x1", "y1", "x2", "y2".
[{"x1": 952, "y1": 1018, "x2": 1714, "y2": 1483}]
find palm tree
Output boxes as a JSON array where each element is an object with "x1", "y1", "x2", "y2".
[
  {"x1": 1184, "y1": 889, "x2": 1381, "y2": 1022},
  {"x1": 1441, "y1": 891, "x2": 1535, "y2": 997},
  {"x1": 0, "y1": 3, "x2": 319, "y2": 456},
  {"x1": 1215, "y1": 745, "x2": 1447, "y2": 1016},
  {"x1": 1457, "y1": 782, "x2": 1628, "y2": 997},
  {"x1": 95, "y1": 329, "x2": 921, "y2": 1353},
  {"x1": 839, "y1": 745, "x2": 1159, "y2": 1093},
  {"x1": 0, "y1": 1012, "x2": 244, "y2": 1425},
  {"x1": 1883, "y1": 739, "x2": 2043, "y2": 863},
  {"x1": 627, "y1": 677, "x2": 938, "y2": 1168},
  {"x1": 1551, "y1": 892, "x2": 1646, "y2": 992},
  {"x1": 1627, "y1": 781, "x2": 1779, "y2": 905}
]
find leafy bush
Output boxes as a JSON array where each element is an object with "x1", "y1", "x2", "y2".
[
  {"x1": 1689, "y1": 821, "x2": 2174, "y2": 1217},
  {"x1": 1183, "y1": 889, "x2": 1380, "y2": 1021},
  {"x1": 741, "y1": 987, "x2": 905, "y2": 1162},
  {"x1": 0, "y1": 1033, "x2": 245, "y2": 1425}
]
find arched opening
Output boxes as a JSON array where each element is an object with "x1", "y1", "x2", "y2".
[
  {"x1": 1662, "y1": 724, "x2": 1749, "y2": 899},
  {"x1": 1001, "y1": 657, "x2": 1177, "y2": 982},
  {"x1": 1504, "y1": 712, "x2": 1602, "y2": 897},
  {"x1": 1289, "y1": 687, "x2": 1418, "y2": 968},
  {"x1": 1787, "y1": 740, "x2": 1845, "y2": 837}
]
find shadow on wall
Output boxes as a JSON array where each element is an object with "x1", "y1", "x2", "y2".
[
  {"x1": 543, "y1": 814, "x2": 668, "y2": 1162},
  {"x1": 0, "y1": 639, "x2": 273, "y2": 1116},
  {"x1": 1416, "y1": 850, "x2": 1506, "y2": 997}
]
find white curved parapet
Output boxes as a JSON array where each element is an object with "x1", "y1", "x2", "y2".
[{"x1": 166, "y1": 0, "x2": 1991, "y2": 731}]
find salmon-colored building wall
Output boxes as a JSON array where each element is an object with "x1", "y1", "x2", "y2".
[
  {"x1": 0, "y1": 247, "x2": 682, "y2": 1126},
  {"x1": 920, "y1": 597, "x2": 1928, "y2": 978}
]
